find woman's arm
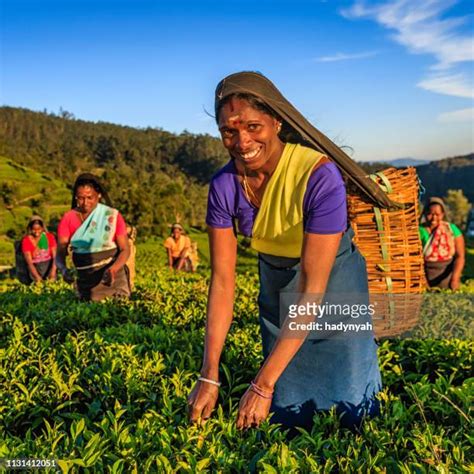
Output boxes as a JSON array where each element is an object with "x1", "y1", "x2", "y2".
[
  {"x1": 49, "y1": 246, "x2": 57, "y2": 280},
  {"x1": 201, "y1": 227, "x2": 237, "y2": 379},
  {"x1": 104, "y1": 234, "x2": 130, "y2": 284},
  {"x1": 179, "y1": 237, "x2": 191, "y2": 258},
  {"x1": 188, "y1": 226, "x2": 237, "y2": 422},
  {"x1": 166, "y1": 248, "x2": 174, "y2": 269},
  {"x1": 23, "y1": 251, "x2": 42, "y2": 282},
  {"x1": 56, "y1": 237, "x2": 69, "y2": 274},
  {"x1": 450, "y1": 235, "x2": 465, "y2": 290},
  {"x1": 236, "y1": 232, "x2": 342, "y2": 429},
  {"x1": 175, "y1": 238, "x2": 192, "y2": 271}
]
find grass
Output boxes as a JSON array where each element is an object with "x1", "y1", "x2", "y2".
[
  {"x1": 0, "y1": 156, "x2": 70, "y2": 236},
  {"x1": 0, "y1": 236, "x2": 14, "y2": 267},
  {"x1": 0, "y1": 156, "x2": 70, "y2": 203}
]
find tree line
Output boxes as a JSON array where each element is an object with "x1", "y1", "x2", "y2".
[
  {"x1": 1, "y1": 106, "x2": 472, "y2": 236},
  {"x1": 0, "y1": 107, "x2": 229, "y2": 237}
]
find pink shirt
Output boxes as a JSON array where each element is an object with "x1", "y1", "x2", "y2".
[
  {"x1": 21, "y1": 232, "x2": 56, "y2": 263},
  {"x1": 57, "y1": 209, "x2": 127, "y2": 241}
]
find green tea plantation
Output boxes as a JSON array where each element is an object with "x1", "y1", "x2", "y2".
[{"x1": 0, "y1": 240, "x2": 472, "y2": 473}]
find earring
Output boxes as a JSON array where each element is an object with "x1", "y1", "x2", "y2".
[{"x1": 276, "y1": 122, "x2": 282, "y2": 134}]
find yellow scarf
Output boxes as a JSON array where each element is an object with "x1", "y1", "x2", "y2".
[{"x1": 251, "y1": 143, "x2": 324, "y2": 257}]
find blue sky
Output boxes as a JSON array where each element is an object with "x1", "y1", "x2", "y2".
[{"x1": 1, "y1": 0, "x2": 473, "y2": 161}]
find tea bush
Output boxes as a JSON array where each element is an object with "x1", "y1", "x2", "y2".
[{"x1": 0, "y1": 243, "x2": 472, "y2": 473}]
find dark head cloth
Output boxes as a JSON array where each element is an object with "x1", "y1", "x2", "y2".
[
  {"x1": 215, "y1": 71, "x2": 401, "y2": 210},
  {"x1": 71, "y1": 173, "x2": 112, "y2": 209}
]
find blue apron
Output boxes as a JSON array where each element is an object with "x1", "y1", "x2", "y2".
[{"x1": 257, "y1": 228, "x2": 382, "y2": 430}]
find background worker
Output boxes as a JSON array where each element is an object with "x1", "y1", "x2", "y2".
[
  {"x1": 19, "y1": 215, "x2": 57, "y2": 283},
  {"x1": 164, "y1": 223, "x2": 192, "y2": 272}
]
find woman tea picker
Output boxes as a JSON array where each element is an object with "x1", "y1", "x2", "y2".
[
  {"x1": 420, "y1": 197, "x2": 465, "y2": 290},
  {"x1": 56, "y1": 173, "x2": 131, "y2": 301},
  {"x1": 20, "y1": 216, "x2": 57, "y2": 284},
  {"x1": 188, "y1": 72, "x2": 400, "y2": 432}
]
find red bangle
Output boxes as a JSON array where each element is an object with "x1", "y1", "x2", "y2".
[{"x1": 250, "y1": 381, "x2": 274, "y2": 399}]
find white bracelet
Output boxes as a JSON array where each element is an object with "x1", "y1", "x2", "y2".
[{"x1": 198, "y1": 376, "x2": 221, "y2": 387}]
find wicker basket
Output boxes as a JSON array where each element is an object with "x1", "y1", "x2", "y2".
[{"x1": 347, "y1": 167, "x2": 426, "y2": 338}]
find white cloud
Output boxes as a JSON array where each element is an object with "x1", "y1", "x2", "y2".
[
  {"x1": 418, "y1": 73, "x2": 474, "y2": 98},
  {"x1": 341, "y1": 0, "x2": 474, "y2": 99},
  {"x1": 437, "y1": 107, "x2": 474, "y2": 122},
  {"x1": 315, "y1": 51, "x2": 378, "y2": 62},
  {"x1": 341, "y1": 0, "x2": 473, "y2": 69}
]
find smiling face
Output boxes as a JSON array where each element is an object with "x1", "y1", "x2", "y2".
[
  {"x1": 426, "y1": 204, "x2": 445, "y2": 228},
  {"x1": 218, "y1": 97, "x2": 283, "y2": 172},
  {"x1": 75, "y1": 185, "x2": 101, "y2": 214},
  {"x1": 29, "y1": 222, "x2": 44, "y2": 238}
]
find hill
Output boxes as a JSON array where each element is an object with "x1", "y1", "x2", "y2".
[
  {"x1": 0, "y1": 106, "x2": 229, "y2": 238},
  {"x1": 0, "y1": 155, "x2": 70, "y2": 237},
  {"x1": 365, "y1": 157, "x2": 430, "y2": 167},
  {"x1": 358, "y1": 153, "x2": 474, "y2": 203},
  {"x1": 416, "y1": 154, "x2": 474, "y2": 203},
  {"x1": 1, "y1": 106, "x2": 472, "y2": 242}
]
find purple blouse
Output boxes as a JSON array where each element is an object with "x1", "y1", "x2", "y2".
[{"x1": 206, "y1": 159, "x2": 347, "y2": 237}]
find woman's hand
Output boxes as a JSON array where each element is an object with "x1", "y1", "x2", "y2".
[
  {"x1": 49, "y1": 267, "x2": 57, "y2": 281},
  {"x1": 57, "y1": 238, "x2": 72, "y2": 282},
  {"x1": 32, "y1": 274, "x2": 43, "y2": 283},
  {"x1": 450, "y1": 275, "x2": 461, "y2": 291},
  {"x1": 187, "y1": 381, "x2": 219, "y2": 424},
  {"x1": 61, "y1": 268, "x2": 75, "y2": 284},
  {"x1": 103, "y1": 265, "x2": 118, "y2": 286},
  {"x1": 23, "y1": 251, "x2": 42, "y2": 283},
  {"x1": 451, "y1": 236, "x2": 465, "y2": 291},
  {"x1": 103, "y1": 235, "x2": 129, "y2": 285},
  {"x1": 236, "y1": 386, "x2": 272, "y2": 429}
]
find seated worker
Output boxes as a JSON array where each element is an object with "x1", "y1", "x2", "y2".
[
  {"x1": 420, "y1": 197, "x2": 465, "y2": 290},
  {"x1": 56, "y1": 173, "x2": 131, "y2": 301},
  {"x1": 164, "y1": 223, "x2": 192, "y2": 271},
  {"x1": 19, "y1": 215, "x2": 57, "y2": 283}
]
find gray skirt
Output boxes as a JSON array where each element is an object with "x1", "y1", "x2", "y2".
[
  {"x1": 258, "y1": 228, "x2": 382, "y2": 430},
  {"x1": 425, "y1": 259, "x2": 454, "y2": 289},
  {"x1": 73, "y1": 249, "x2": 131, "y2": 302}
]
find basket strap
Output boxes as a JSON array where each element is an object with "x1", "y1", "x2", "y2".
[
  {"x1": 370, "y1": 175, "x2": 386, "y2": 193},
  {"x1": 374, "y1": 207, "x2": 396, "y2": 326},
  {"x1": 369, "y1": 172, "x2": 393, "y2": 193},
  {"x1": 375, "y1": 171, "x2": 393, "y2": 193},
  {"x1": 373, "y1": 207, "x2": 393, "y2": 293},
  {"x1": 371, "y1": 172, "x2": 397, "y2": 327}
]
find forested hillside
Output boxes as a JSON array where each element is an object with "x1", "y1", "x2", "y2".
[
  {"x1": 0, "y1": 107, "x2": 229, "y2": 237},
  {"x1": 0, "y1": 156, "x2": 70, "y2": 238},
  {"x1": 358, "y1": 155, "x2": 474, "y2": 203},
  {"x1": 416, "y1": 154, "x2": 474, "y2": 203},
  {"x1": 1, "y1": 106, "x2": 472, "y2": 240}
]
